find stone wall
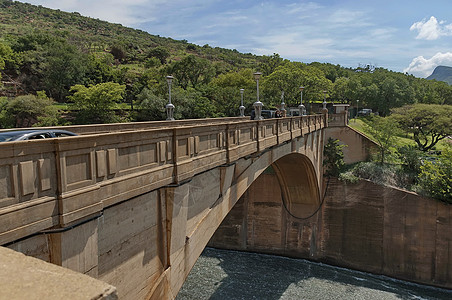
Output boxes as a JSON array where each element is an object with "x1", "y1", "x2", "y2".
[{"x1": 209, "y1": 172, "x2": 452, "y2": 288}]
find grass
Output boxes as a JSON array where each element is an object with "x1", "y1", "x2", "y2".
[
  {"x1": 347, "y1": 117, "x2": 449, "y2": 151},
  {"x1": 348, "y1": 118, "x2": 416, "y2": 147}
]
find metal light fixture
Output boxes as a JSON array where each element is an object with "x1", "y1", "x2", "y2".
[
  {"x1": 298, "y1": 86, "x2": 305, "y2": 116},
  {"x1": 166, "y1": 75, "x2": 175, "y2": 121},
  {"x1": 322, "y1": 90, "x2": 327, "y2": 111},
  {"x1": 253, "y1": 72, "x2": 263, "y2": 120},
  {"x1": 356, "y1": 99, "x2": 359, "y2": 120},
  {"x1": 239, "y1": 88, "x2": 245, "y2": 117},
  {"x1": 280, "y1": 91, "x2": 286, "y2": 116}
]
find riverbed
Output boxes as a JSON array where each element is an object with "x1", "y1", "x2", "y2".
[{"x1": 177, "y1": 248, "x2": 452, "y2": 300}]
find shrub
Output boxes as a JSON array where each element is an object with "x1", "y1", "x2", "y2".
[
  {"x1": 323, "y1": 137, "x2": 346, "y2": 177},
  {"x1": 417, "y1": 146, "x2": 452, "y2": 203}
]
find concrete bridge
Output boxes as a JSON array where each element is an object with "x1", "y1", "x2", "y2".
[{"x1": 0, "y1": 114, "x2": 329, "y2": 299}]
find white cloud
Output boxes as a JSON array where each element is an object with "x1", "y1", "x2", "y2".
[
  {"x1": 404, "y1": 52, "x2": 452, "y2": 77},
  {"x1": 410, "y1": 16, "x2": 452, "y2": 40}
]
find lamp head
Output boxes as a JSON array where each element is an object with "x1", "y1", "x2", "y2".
[{"x1": 253, "y1": 72, "x2": 262, "y2": 81}]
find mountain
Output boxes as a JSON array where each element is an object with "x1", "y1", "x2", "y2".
[{"x1": 427, "y1": 66, "x2": 452, "y2": 85}]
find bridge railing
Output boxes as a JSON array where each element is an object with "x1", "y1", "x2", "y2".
[{"x1": 0, "y1": 114, "x2": 326, "y2": 245}]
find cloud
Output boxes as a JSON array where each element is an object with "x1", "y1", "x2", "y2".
[
  {"x1": 410, "y1": 16, "x2": 452, "y2": 40},
  {"x1": 404, "y1": 52, "x2": 452, "y2": 77}
]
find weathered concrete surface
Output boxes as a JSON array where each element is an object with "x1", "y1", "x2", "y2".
[
  {"x1": 0, "y1": 246, "x2": 117, "y2": 299},
  {"x1": 2, "y1": 115, "x2": 325, "y2": 299},
  {"x1": 325, "y1": 125, "x2": 378, "y2": 164},
  {"x1": 209, "y1": 174, "x2": 452, "y2": 289}
]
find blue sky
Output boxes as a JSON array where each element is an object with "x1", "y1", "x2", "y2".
[{"x1": 20, "y1": 0, "x2": 452, "y2": 78}]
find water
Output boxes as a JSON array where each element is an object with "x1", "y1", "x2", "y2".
[{"x1": 177, "y1": 248, "x2": 452, "y2": 300}]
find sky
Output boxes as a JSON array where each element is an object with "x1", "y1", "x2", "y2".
[{"x1": 18, "y1": 0, "x2": 452, "y2": 78}]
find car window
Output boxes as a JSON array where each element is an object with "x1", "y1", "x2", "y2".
[
  {"x1": 0, "y1": 134, "x2": 20, "y2": 142},
  {"x1": 54, "y1": 132, "x2": 74, "y2": 137},
  {"x1": 27, "y1": 133, "x2": 52, "y2": 140}
]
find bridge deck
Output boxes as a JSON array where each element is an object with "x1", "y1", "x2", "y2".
[{"x1": 0, "y1": 115, "x2": 326, "y2": 245}]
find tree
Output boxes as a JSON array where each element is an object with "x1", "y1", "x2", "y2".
[
  {"x1": 42, "y1": 39, "x2": 90, "y2": 101},
  {"x1": 0, "y1": 92, "x2": 60, "y2": 128},
  {"x1": 391, "y1": 104, "x2": 452, "y2": 151},
  {"x1": 417, "y1": 146, "x2": 452, "y2": 203},
  {"x1": 323, "y1": 138, "x2": 346, "y2": 177},
  {"x1": 69, "y1": 82, "x2": 126, "y2": 124},
  {"x1": 362, "y1": 116, "x2": 401, "y2": 164},
  {"x1": 207, "y1": 69, "x2": 255, "y2": 116},
  {"x1": 169, "y1": 55, "x2": 214, "y2": 89},
  {"x1": 147, "y1": 46, "x2": 170, "y2": 64}
]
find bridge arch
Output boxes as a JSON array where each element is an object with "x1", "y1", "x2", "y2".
[
  {"x1": 0, "y1": 115, "x2": 326, "y2": 299},
  {"x1": 272, "y1": 153, "x2": 321, "y2": 219}
]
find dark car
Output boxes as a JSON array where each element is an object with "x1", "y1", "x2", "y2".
[{"x1": 0, "y1": 129, "x2": 77, "y2": 142}]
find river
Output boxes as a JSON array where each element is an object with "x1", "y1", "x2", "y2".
[{"x1": 176, "y1": 247, "x2": 452, "y2": 300}]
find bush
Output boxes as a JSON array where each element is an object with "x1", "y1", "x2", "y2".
[
  {"x1": 323, "y1": 137, "x2": 346, "y2": 177},
  {"x1": 0, "y1": 92, "x2": 61, "y2": 128},
  {"x1": 417, "y1": 146, "x2": 452, "y2": 203},
  {"x1": 69, "y1": 82, "x2": 126, "y2": 124}
]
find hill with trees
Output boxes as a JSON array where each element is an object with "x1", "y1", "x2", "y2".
[{"x1": 1, "y1": 0, "x2": 451, "y2": 127}]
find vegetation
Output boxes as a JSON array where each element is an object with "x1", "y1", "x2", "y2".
[
  {"x1": 323, "y1": 138, "x2": 346, "y2": 177},
  {"x1": 0, "y1": 0, "x2": 450, "y2": 203},
  {"x1": 69, "y1": 82, "x2": 126, "y2": 124},
  {"x1": 361, "y1": 116, "x2": 401, "y2": 164},
  {"x1": 417, "y1": 146, "x2": 452, "y2": 203},
  {"x1": 391, "y1": 104, "x2": 452, "y2": 151},
  {"x1": 1, "y1": 0, "x2": 452, "y2": 127}
]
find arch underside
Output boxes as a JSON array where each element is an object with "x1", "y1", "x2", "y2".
[{"x1": 271, "y1": 153, "x2": 321, "y2": 219}]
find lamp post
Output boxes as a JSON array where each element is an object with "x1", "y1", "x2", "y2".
[
  {"x1": 280, "y1": 91, "x2": 286, "y2": 116},
  {"x1": 298, "y1": 86, "x2": 305, "y2": 116},
  {"x1": 322, "y1": 90, "x2": 327, "y2": 111},
  {"x1": 165, "y1": 76, "x2": 175, "y2": 120},
  {"x1": 239, "y1": 88, "x2": 245, "y2": 117},
  {"x1": 355, "y1": 99, "x2": 359, "y2": 121},
  {"x1": 253, "y1": 72, "x2": 263, "y2": 120}
]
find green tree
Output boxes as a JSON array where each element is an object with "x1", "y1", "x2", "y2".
[
  {"x1": 417, "y1": 146, "x2": 452, "y2": 203},
  {"x1": 69, "y1": 82, "x2": 126, "y2": 124},
  {"x1": 362, "y1": 116, "x2": 401, "y2": 164},
  {"x1": 207, "y1": 69, "x2": 255, "y2": 116},
  {"x1": 169, "y1": 55, "x2": 214, "y2": 89},
  {"x1": 42, "y1": 39, "x2": 90, "y2": 101},
  {"x1": 135, "y1": 87, "x2": 167, "y2": 121},
  {"x1": 0, "y1": 92, "x2": 60, "y2": 128},
  {"x1": 147, "y1": 46, "x2": 170, "y2": 64},
  {"x1": 391, "y1": 104, "x2": 452, "y2": 151},
  {"x1": 259, "y1": 53, "x2": 285, "y2": 76},
  {"x1": 323, "y1": 137, "x2": 346, "y2": 177}
]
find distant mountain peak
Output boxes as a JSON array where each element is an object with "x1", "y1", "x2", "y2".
[{"x1": 427, "y1": 66, "x2": 452, "y2": 85}]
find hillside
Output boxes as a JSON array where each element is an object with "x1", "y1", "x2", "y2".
[
  {"x1": 427, "y1": 66, "x2": 452, "y2": 85},
  {"x1": 0, "y1": 0, "x2": 259, "y2": 67},
  {"x1": 0, "y1": 0, "x2": 451, "y2": 127}
]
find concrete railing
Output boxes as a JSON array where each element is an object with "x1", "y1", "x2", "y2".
[{"x1": 0, "y1": 115, "x2": 325, "y2": 246}]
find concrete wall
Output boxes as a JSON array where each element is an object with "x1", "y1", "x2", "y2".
[
  {"x1": 325, "y1": 125, "x2": 378, "y2": 164},
  {"x1": 209, "y1": 173, "x2": 452, "y2": 289},
  {"x1": 0, "y1": 246, "x2": 117, "y2": 299},
  {"x1": 3, "y1": 121, "x2": 325, "y2": 299}
]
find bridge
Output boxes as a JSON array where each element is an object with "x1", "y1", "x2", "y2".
[{"x1": 0, "y1": 114, "x2": 329, "y2": 299}]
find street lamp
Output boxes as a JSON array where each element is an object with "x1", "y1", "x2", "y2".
[
  {"x1": 356, "y1": 99, "x2": 359, "y2": 121},
  {"x1": 322, "y1": 90, "x2": 327, "y2": 111},
  {"x1": 239, "y1": 88, "x2": 245, "y2": 117},
  {"x1": 298, "y1": 86, "x2": 305, "y2": 116},
  {"x1": 280, "y1": 91, "x2": 286, "y2": 116},
  {"x1": 253, "y1": 72, "x2": 263, "y2": 120},
  {"x1": 165, "y1": 75, "x2": 175, "y2": 120}
]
